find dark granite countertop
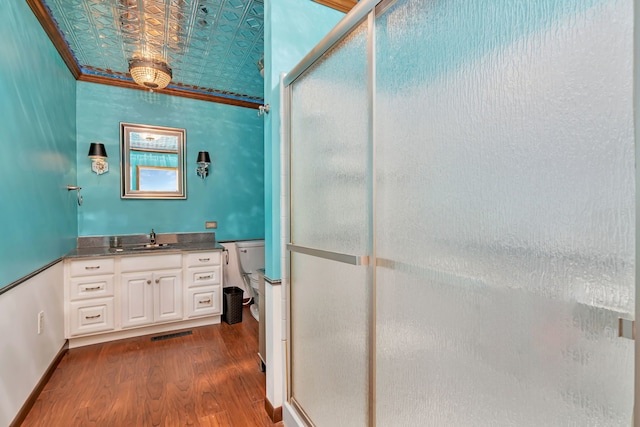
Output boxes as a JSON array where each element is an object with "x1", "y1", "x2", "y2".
[{"x1": 65, "y1": 232, "x2": 225, "y2": 259}]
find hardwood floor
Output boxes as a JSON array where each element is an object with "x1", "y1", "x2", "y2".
[{"x1": 21, "y1": 306, "x2": 282, "y2": 427}]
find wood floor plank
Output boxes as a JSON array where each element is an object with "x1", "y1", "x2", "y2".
[{"x1": 20, "y1": 306, "x2": 283, "y2": 427}]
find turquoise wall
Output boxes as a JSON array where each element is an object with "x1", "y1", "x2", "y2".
[
  {"x1": 0, "y1": 0, "x2": 332, "y2": 288},
  {"x1": 76, "y1": 82, "x2": 264, "y2": 241},
  {"x1": 264, "y1": 0, "x2": 344, "y2": 279},
  {"x1": 0, "y1": 0, "x2": 77, "y2": 289}
]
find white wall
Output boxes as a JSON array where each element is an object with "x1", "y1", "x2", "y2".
[
  {"x1": 222, "y1": 241, "x2": 253, "y2": 299},
  {"x1": 0, "y1": 262, "x2": 66, "y2": 426}
]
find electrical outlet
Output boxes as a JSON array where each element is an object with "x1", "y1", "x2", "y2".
[
  {"x1": 205, "y1": 221, "x2": 217, "y2": 229},
  {"x1": 38, "y1": 311, "x2": 44, "y2": 334}
]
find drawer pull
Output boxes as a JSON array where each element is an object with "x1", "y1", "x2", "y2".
[
  {"x1": 198, "y1": 275, "x2": 212, "y2": 280},
  {"x1": 84, "y1": 266, "x2": 100, "y2": 270},
  {"x1": 198, "y1": 258, "x2": 210, "y2": 262},
  {"x1": 85, "y1": 314, "x2": 101, "y2": 319},
  {"x1": 155, "y1": 279, "x2": 160, "y2": 284},
  {"x1": 198, "y1": 299, "x2": 212, "y2": 305},
  {"x1": 147, "y1": 280, "x2": 152, "y2": 284},
  {"x1": 84, "y1": 286, "x2": 103, "y2": 291}
]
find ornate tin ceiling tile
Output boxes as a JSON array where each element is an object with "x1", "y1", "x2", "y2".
[{"x1": 43, "y1": 0, "x2": 264, "y2": 102}]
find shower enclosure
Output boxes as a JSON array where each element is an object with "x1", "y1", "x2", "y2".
[{"x1": 284, "y1": 0, "x2": 635, "y2": 425}]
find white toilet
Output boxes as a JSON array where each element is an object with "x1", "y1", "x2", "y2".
[{"x1": 225, "y1": 240, "x2": 264, "y2": 321}]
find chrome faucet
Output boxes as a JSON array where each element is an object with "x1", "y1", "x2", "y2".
[{"x1": 149, "y1": 229, "x2": 156, "y2": 245}]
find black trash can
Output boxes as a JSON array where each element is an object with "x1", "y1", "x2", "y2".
[{"x1": 223, "y1": 286, "x2": 243, "y2": 324}]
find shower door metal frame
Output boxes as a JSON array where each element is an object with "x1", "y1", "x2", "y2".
[
  {"x1": 283, "y1": 0, "x2": 380, "y2": 424},
  {"x1": 634, "y1": 2, "x2": 640, "y2": 425}
]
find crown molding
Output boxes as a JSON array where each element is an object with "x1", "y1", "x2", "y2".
[
  {"x1": 26, "y1": 0, "x2": 81, "y2": 79},
  {"x1": 312, "y1": 0, "x2": 358, "y2": 13},
  {"x1": 78, "y1": 74, "x2": 262, "y2": 109}
]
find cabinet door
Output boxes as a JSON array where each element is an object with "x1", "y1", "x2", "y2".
[
  {"x1": 154, "y1": 270, "x2": 183, "y2": 323},
  {"x1": 121, "y1": 273, "x2": 153, "y2": 329}
]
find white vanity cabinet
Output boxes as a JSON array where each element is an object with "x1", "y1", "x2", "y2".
[
  {"x1": 65, "y1": 257, "x2": 116, "y2": 337},
  {"x1": 64, "y1": 248, "x2": 223, "y2": 348},
  {"x1": 184, "y1": 251, "x2": 223, "y2": 318},
  {"x1": 120, "y1": 254, "x2": 183, "y2": 329}
]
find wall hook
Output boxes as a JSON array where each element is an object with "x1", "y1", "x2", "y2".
[
  {"x1": 258, "y1": 104, "x2": 270, "y2": 117},
  {"x1": 67, "y1": 185, "x2": 83, "y2": 206}
]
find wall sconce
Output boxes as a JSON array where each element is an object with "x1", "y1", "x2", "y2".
[
  {"x1": 88, "y1": 143, "x2": 108, "y2": 175},
  {"x1": 196, "y1": 151, "x2": 211, "y2": 179}
]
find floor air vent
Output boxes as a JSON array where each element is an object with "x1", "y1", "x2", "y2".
[{"x1": 151, "y1": 330, "x2": 192, "y2": 341}]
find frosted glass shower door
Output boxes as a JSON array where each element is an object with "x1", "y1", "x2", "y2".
[
  {"x1": 374, "y1": 0, "x2": 635, "y2": 425},
  {"x1": 287, "y1": 21, "x2": 371, "y2": 426}
]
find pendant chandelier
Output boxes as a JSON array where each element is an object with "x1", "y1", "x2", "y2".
[{"x1": 128, "y1": 58, "x2": 172, "y2": 90}]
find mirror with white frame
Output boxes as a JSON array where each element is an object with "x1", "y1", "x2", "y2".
[{"x1": 120, "y1": 122, "x2": 187, "y2": 199}]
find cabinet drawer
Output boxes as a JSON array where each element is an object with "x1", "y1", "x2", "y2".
[
  {"x1": 69, "y1": 275, "x2": 114, "y2": 301},
  {"x1": 69, "y1": 258, "x2": 115, "y2": 277},
  {"x1": 68, "y1": 297, "x2": 114, "y2": 336},
  {"x1": 186, "y1": 266, "x2": 221, "y2": 287},
  {"x1": 186, "y1": 286, "x2": 221, "y2": 318},
  {"x1": 185, "y1": 251, "x2": 221, "y2": 267},
  {"x1": 121, "y1": 254, "x2": 182, "y2": 272}
]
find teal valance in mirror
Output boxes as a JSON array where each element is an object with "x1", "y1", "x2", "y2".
[{"x1": 120, "y1": 122, "x2": 187, "y2": 199}]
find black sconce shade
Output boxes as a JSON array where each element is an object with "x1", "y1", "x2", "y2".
[
  {"x1": 88, "y1": 142, "x2": 107, "y2": 158},
  {"x1": 197, "y1": 151, "x2": 211, "y2": 164}
]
